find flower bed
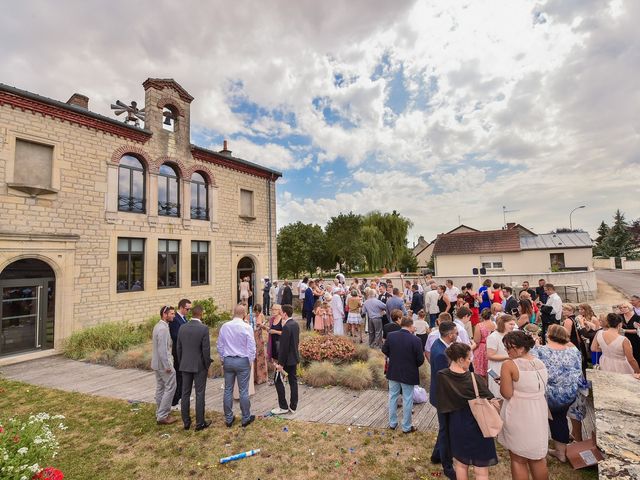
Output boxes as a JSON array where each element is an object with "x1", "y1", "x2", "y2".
[
  {"x1": 299, "y1": 335, "x2": 356, "y2": 363},
  {"x1": 0, "y1": 413, "x2": 66, "y2": 480}
]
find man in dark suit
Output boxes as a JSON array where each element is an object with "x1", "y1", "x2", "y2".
[
  {"x1": 177, "y1": 304, "x2": 212, "y2": 431},
  {"x1": 429, "y1": 321, "x2": 458, "y2": 480},
  {"x1": 503, "y1": 287, "x2": 519, "y2": 316},
  {"x1": 170, "y1": 298, "x2": 191, "y2": 407},
  {"x1": 410, "y1": 284, "x2": 424, "y2": 315},
  {"x1": 381, "y1": 316, "x2": 424, "y2": 433},
  {"x1": 383, "y1": 308, "x2": 403, "y2": 340},
  {"x1": 271, "y1": 304, "x2": 300, "y2": 414},
  {"x1": 281, "y1": 280, "x2": 293, "y2": 307},
  {"x1": 535, "y1": 278, "x2": 548, "y2": 304}
]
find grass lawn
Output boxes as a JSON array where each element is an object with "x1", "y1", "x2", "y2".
[{"x1": 0, "y1": 378, "x2": 597, "y2": 480}]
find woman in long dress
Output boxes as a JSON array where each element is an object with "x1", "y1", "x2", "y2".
[
  {"x1": 499, "y1": 331, "x2": 549, "y2": 480},
  {"x1": 239, "y1": 277, "x2": 251, "y2": 306},
  {"x1": 472, "y1": 308, "x2": 496, "y2": 377},
  {"x1": 591, "y1": 313, "x2": 640, "y2": 374},
  {"x1": 486, "y1": 314, "x2": 516, "y2": 398},
  {"x1": 330, "y1": 291, "x2": 345, "y2": 335},
  {"x1": 253, "y1": 304, "x2": 269, "y2": 385},
  {"x1": 436, "y1": 343, "x2": 498, "y2": 480}
]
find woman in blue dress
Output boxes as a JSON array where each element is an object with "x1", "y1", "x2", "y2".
[
  {"x1": 478, "y1": 279, "x2": 493, "y2": 312},
  {"x1": 531, "y1": 324, "x2": 583, "y2": 463},
  {"x1": 437, "y1": 342, "x2": 498, "y2": 480}
]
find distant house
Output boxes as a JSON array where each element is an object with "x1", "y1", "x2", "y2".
[
  {"x1": 413, "y1": 225, "x2": 479, "y2": 269},
  {"x1": 432, "y1": 223, "x2": 593, "y2": 277}
]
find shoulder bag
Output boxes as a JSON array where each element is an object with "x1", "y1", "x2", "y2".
[{"x1": 468, "y1": 373, "x2": 503, "y2": 438}]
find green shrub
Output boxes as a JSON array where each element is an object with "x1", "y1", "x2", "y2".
[
  {"x1": 303, "y1": 361, "x2": 338, "y2": 387},
  {"x1": 136, "y1": 315, "x2": 160, "y2": 340},
  {"x1": 62, "y1": 321, "x2": 146, "y2": 360},
  {"x1": 337, "y1": 361, "x2": 373, "y2": 390},
  {"x1": 190, "y1": 297, "x2": 231, "y2": 328},
  {"x1": 113, "y1": 343, "x2": 152, "y2": 370}
]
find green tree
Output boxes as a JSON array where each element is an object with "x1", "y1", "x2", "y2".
[
  {"x1": 601, "y1": 210, "x2": 636, "y2": 258},
  {"x1": 277, "y1": 222, "x2": 330, "y2": 277},
  {"x1": 363, "y1": 210, "x2": 413, "y2": 270},
  {"x1": 594, "y1": 221, "x2": 610, "y2": 256},
  {"x1": 325, "y1": 212, "x2": 365, "y2": 272},
  {"x1": 397, "y1": 245, "x2": 419, "y2": 273},
  {"x1": 360, "y1": 224, "x2": 392, "y2": 271}
]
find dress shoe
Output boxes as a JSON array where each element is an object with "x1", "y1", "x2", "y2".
[
  {"x1": 226, "y1": 415, "x2": 236, "y2": 428},
  {"x1": 388, "y1": 424, "x2": 398, "y2": 430},
  {"x1": 402, "y1": 426, "x2": 417, "y2": 434},
  {"x1": 183, "y1": 422, "x2": 191, "y2": 431},
  {"x1": 195, "y1": 420, "x2": 212, "y2": 431},
  {"x1": 241, "y1": 415, "x2": 256, "y2": 428},
  {"x1": 430, "y1": 455, "x2": 441, "y2": 464},
  {"x1": 157, "y1": 416, "x2": 177, "y2": 425}
]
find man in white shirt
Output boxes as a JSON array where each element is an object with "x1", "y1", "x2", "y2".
[
  {"x1": 453, "y1": 307, "x2": 475, "y2": 358},
  {"x1": 630, "y1": 295, "x2": 640, "y2": 316},
  {"x1": 544, "y1": 283, "x2": 563, "y2": 321},
  {"x1": 269, "y1": 281, "x2": 279, "y2": 307},
  {"x1": 444, "y1": 280, "x2": 460, "y2": 307},
  {"x1": 425, "y1": 283, "x2": 440, "y2": 328}
]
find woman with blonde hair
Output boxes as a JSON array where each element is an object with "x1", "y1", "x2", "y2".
[
  {"x1": 561, "y1": 304, "x2": 588, "y2": 374},
  {"x1": 532, "y1": 324, "x2": 582, "y2": 462}
]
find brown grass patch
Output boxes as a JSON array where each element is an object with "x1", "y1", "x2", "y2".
[
  {"x1": 337, "y1": 361, "x2": 373, "y2": 390},
  {"x1": 302, "y1": 361, "x2": 339, "y2": 387},
  {"x1": 352, "y1": 343, "x2": 370, "y2": 362},
  {"x1": 113, "y1": 343, "x2": 152, "y2": 370}
]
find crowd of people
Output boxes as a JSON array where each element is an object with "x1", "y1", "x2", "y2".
[{"x1": 149, "y1": 277, "x2": 640, "y2": 479}]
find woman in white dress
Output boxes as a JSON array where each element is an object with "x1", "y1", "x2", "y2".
[
  {"x1": 486, "y1": 314, "x2": 516, "y2": 398},
  {"x1": 239, "y1": 277, "x2": 251, "y2": 306},
  {"x1": 330, "y1": 291, "x2": 345, "y2": 335}
]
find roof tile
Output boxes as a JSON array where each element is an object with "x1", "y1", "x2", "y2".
[{"x1": 433, "y1": 229, "x2": 521, "y2": 255}]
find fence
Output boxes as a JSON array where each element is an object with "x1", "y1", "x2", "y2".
[{"x1": 593, "y1": 257, "x2": 640, "y2": 270}]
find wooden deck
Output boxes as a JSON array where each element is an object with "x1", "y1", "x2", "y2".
[
  {"x1": 0, "y1": 356, "x2": 438, "y2": 430},
  {"x1": 0, "y1": 355, "x2": 596, "y2": 439}
]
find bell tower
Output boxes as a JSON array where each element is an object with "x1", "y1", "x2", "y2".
[{"x1": 142, "y1": 78, "x2": 194, "y2": 158}]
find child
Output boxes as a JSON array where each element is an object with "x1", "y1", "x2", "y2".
[
  {"x1": 313, "y1": 299, "x2": 324, "y2": 333},
  {"x1": 321, "y1": 299, "x2": 334, "y2": 335},
  {"x1": 523, "y1": 323, "x2": 540, "y2": 345},
  {"x1": 414, "y1": 309, "x2": 429, "y2": 350}
]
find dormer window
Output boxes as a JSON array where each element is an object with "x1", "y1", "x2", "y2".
[{"x1": 162, "y1": 106, "x2": 177, "y2": 132}]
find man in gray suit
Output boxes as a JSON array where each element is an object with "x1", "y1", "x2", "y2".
[
  {"x1": 177, "y1": 304, "x2": 212, "y2": 431},
  {"x1": 152, "y1": 305, "x2": 178, "y2": 425}
]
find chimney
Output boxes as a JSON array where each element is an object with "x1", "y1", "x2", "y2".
[
  {"x1": 506, "y1": 222, "x2": 516, "y2": 229},
  {"x1": 66, "y1": 93, "x2": 89, "y2": 109},
  {"x1": 219, "y1": 139, "x2": 232, "y2": 156}
]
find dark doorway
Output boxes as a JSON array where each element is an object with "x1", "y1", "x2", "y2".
[
  {"x1": 0, "y1": 259, "x2": 56, "y2": 357},
  {"x1": 237, "y1": 257, "x2": 256, "y2": 307},
  {"x1": 614, "y1": 257, "x2": 622, "y2": 269}
]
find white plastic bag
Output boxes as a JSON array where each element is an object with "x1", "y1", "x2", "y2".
[{"x1": 413, "y1": 385, "x2": 427, "y2": 404}]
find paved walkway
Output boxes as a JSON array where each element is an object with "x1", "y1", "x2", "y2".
[
  {"x1": 596, "y1": 269, "x2": 639, "y2": 298},
  {"x1": 0, "y1": 356, "x2": 439, "y2": 431}
]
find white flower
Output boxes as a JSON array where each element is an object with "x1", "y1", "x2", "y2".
[
  {"x1": 29, "y1": 464, "x2": 40, "y2": 473},
  {"x1": 58, "y1": 423, "x2": 67, "y2": 430},
  {"x1": 20, "y1": 476, "x2": 27, "y2": 480},
  {"x1": 17, "y1": 447, "x2": 28, "y2": 455},
  {"x1": 52, "y1": 414, "x2": 65, "y2": 420}
]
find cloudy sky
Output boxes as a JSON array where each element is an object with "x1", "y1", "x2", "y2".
[{"x1": 2, "y1": 0, "x2": 638, "y2": 243}]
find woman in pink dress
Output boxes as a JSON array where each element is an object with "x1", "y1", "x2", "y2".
[
  {"x1": 591, "y1": 313, "x2": 640, "y2": 373},
  {"x1": 472, "y1": 308, "x2": 495, "y2": 377},
  {"x1": 499, "y1": 331, "x2": 549, "y2": 480}
]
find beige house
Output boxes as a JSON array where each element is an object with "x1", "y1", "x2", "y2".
[
  {"x1": 433, "y1": 226, "x2": 593, "y2": 277},
  {"x1": 0, "y1": 78, "x2": 280, "y2": 361},
  {"x1": 413, "y1": 225, "x2": 478, "y2": 269}
]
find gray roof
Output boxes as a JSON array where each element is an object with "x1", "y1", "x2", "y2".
[{"x1": 520, "y1": 232, "x2": 592, "y2": 250}]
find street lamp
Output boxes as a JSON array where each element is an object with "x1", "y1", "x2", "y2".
[{"x1": 569, "y1": 205, "x2": 586, "y2": 231}]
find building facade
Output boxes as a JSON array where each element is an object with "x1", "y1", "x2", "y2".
[{"x1": 0, "y1": 78, "x2": 280, "y2": 360}]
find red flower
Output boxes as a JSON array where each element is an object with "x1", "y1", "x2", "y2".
[
  {"x1": 0, "y1": 425, "x2": 4, "y2": 434},
  {"x1": 33, "y1": 467, "x2": 64, "y2": 480},
  {"x1": 13, "y1": 435, "x2": 20, "y2": 443}
]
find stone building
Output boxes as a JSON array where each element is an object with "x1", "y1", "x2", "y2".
[{"x1": 0, "y1": 78, "x2": 280, "y2": 362}]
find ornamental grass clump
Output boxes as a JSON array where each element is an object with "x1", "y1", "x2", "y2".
[
  {"x1": 299, "y1": 335, "x2": 356, "y2": 363},
  {"x1": 0, "y1": 413, "x2": 66, "y2": 480},
  {"x1": 352, "y1": 343, "x2": 370, "y2": 362},
  {"x1": 337, "y1": 361, "x2": 373, "y2": 390},
  {"x1": 367, "y1": 356, "x2": 387, "y2": 389},
  {"x1": 113, "y1": 343, "x2": 152, "y2": 370},
  {"x1": 303, "y1": 361, "x2": 338, "y2": 387},
  {"x1": 62, "y1": 321, "x2": 146, "y2": 360}
]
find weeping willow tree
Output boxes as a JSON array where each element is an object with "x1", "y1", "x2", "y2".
[
  {"x1": 360, "y1": 225, "x2": 392, "y2": 271},
  {"x1": 362, "y1": 210, "x2": 413, "y2": 270}
]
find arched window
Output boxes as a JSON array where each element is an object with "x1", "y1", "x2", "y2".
[
  {"x1": 162, "y1": 106, "x2": 177, "y2": 132},
  {"x1": 158, "y1": 164, "x2": 180, "y2": 217},
  {"x1": 118, "y1": 155, "x2": 145, "y2": 213},
  {"x1": 190, "y1": 171, "x2": 208, "y2": 220}
]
